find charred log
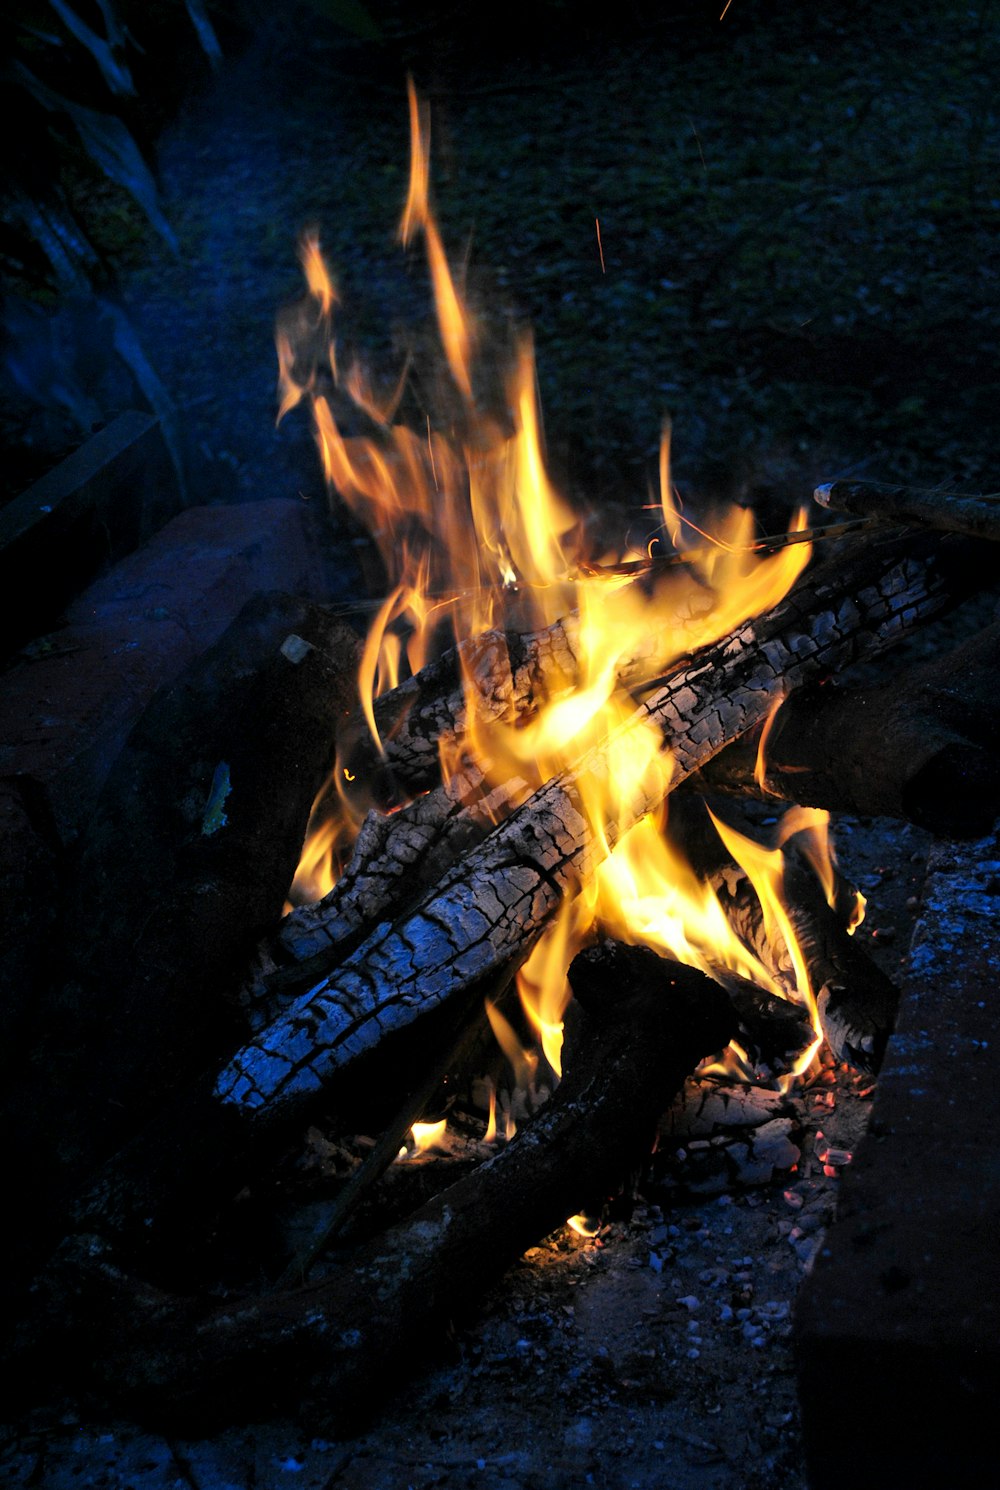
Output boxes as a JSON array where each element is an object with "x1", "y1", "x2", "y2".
[
  {"x1": 669, "y1": 791, "x2": 898, "y2": 1070},
  {"x1": 240, "y1": 762, "x2": 512, "y2": 1030},
  {"x1": 692, "y1": 621, "x2": 1000, "y2": 838}
]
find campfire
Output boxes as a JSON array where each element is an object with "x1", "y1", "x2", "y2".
[{"x1": 8, "y1": 83, "x2": 998, "y2": 1460}]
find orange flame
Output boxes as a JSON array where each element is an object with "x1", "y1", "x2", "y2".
[{"x1": 281, "y1": 84, "x2": 825, "y2": 1098}]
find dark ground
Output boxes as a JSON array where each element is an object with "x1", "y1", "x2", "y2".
[
  {"x1": 1, "y1": 3, "x2": 998, "y2": 1486},
  {"x1": 6, "y1": 1, "x2": 997, "y2": 526}
]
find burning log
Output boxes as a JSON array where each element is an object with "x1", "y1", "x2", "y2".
[
  {"x1": 240, "y1": 762, "x2": 511, "y2": 1030},
  {"x1": 62, "y1": 528, "x2": 977, "y2": 1268},
  {"x1": 815, "y1": 478, "x2": 1000, "y2": 543},
  {"x1": 216, "y1": 534, "x2": 973, "y2": 1113},
  {"x1": 41, "y1": 950, "x2": 734, "y2": 1428},
  {"x1": 692, "y1": 620, "x2": 1000, "y2": 838},
  {"x1": 339, "y1": 587, "x2": 720, "y2": 805}
]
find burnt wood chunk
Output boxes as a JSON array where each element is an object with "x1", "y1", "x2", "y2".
[
  {"x1": 51, "y1": 530, "x2": 984, "y2": 1272},
  {"x1": 695, "y1": 620, "x2": 1000, "y2": 837},
  {"x1": 216, "y1": 533, "x2": 966, "y2": 1128}
]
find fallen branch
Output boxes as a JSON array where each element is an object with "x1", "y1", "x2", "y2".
[{"x1": 815, "y1": 479, "x2": 1000, "y2": 543}]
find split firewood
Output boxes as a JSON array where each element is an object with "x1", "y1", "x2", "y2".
[
  {"x1": 253, "y1": 541, "x2": 996, "y2": 1033},
  {"x1": 219, "y1": 532, "x2": 953, "y2": 1108},
  {"x1": 692, "y1": 621, "x2": 1000, "y2": 838},
  {"x1": 65, "y1": 530, "x2": 979, "y2": 1265},
  {"x1": 240, "y1": 761, "x2": 516, "y2": 1031},
  {"x1": 38, "y1": 952, "x2": 734, "y2": 1429},
  {"x1": 815, "y1": 479, "x2": 1000, "y2": 544}
]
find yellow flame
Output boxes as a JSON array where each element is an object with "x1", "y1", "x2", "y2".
[
  {"x1": 280, "y1": 85, "x2": 822, "y2": 1094},
  {"x1": 709, "y1": 808, "x2": 823, "y2": 1082},
  {"x1": 399, "y1": 77, "x2": 475, "y2": 398},
  {"x1": 410, "y1": 1119, "x2": 447, "y2": 1153},
  {"x1": 567, "y1": 1212, "x2": 602, "y2": 1238},
  {"x1": 484, "y1": 1079, "x2": 497, "y2": 1143},
  {"x1": 485, "y1": 999, "x2": 537, "y2": 1094}
]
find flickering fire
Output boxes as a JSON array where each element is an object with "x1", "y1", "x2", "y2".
[
  {"x1": 398, "y1": 1118, "x2": 448, "y2": 1160},
  {"x1": 279, "y1": 81, "x2": 840, "y2": 1115}
]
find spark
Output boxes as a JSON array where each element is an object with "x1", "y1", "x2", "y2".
[
  {"x1": 595, "y1": 217, "x2": 606, "y2": 274},
  {"x1": 720, "y1": 0, "x2": 734, "y2": 18}
]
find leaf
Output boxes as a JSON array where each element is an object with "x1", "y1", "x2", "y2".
[
  {"x1": 182, "y1": 0, "x2": 223, "y2": 69},
  {"x1": 14, "y1": 62, "x2": 177, "y2": 251},
  {"x1": 46, "y1": 0, "x2": 135, "y2": 97}
]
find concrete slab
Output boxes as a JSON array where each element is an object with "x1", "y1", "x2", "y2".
[
  {"x1": 0, "y1": 411, "x2": 181, "y2": 657},
  {"x1": 795, "y1": 828, "x2": 1000, "y2": 1487},
  {"x1": 0, "y1": 497, "x2": 329, "y2": 845}
]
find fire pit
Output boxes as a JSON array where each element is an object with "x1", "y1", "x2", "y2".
[{"x1": 2, "y1": 73, "x2": 998, "y2": 1490}]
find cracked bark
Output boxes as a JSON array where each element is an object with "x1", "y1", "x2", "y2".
[
  {"x1": 221, "y1": 531, "x2": 965, "y2": 1119},
  {"x1": 338, "y1": 561, "x2": 764, "y2": 805},
  {"x1": 251, "y1": 530, "x2": 984, "y2": 1037}
]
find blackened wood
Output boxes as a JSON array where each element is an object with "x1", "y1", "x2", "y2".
[
  {"x1": 714, "y1": 859, "x2": 898, "y2": 1071},
  {"x1": 694, "y1": 621, "x2": 1000, "y2": 837},
  {"x1": 339, "y1": 604, "x2": 667, "y2": 805},
  {"x1": 215, "y1": 532, "x2": 971, "y2": 1129},
  {"x1": 240, "y1": 762, "x2": 514, "y2": 1031},
  {"x1": 815, "y1": 479, "x2": 1000, "y2": 543},
  {"x1": 667, "y1": 791, "x2": 897, "y2": 1070},
  {"x1": 58, "y1": 957, "x2": 734, "y2": 1428}
]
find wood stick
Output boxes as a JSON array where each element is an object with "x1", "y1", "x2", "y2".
[
  {"x1": 815, "y1": 479, "x2": 1000, "y2": 543},
  {"x1": 239, "y1": 763, "x2": 514, "y2": 1031},
  {"x1": 667, "y1": 791, "x2": 897, "y2": 1070},
  {"x1": 216, "y1": 532, "x2": 970, "y2": 1116},
  {"x1": 338, "y1": 550, "x2": 804, "y2": 804}
]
